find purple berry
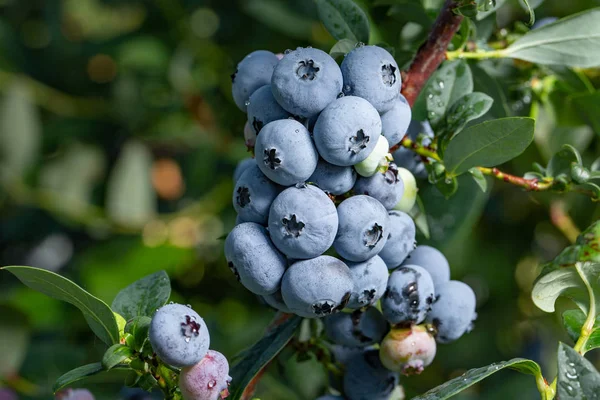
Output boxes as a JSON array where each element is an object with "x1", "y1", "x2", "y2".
[{"x1": 180, "y1": 350, "x2": 232, "y2": 400}]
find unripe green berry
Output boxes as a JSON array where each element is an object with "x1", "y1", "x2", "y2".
[
  {"x1": 354, "y1": 135, "x2": 390, "y2": 177},
  {"x1": 393, "y1": 167, "x2": 417, "y2": 212}
]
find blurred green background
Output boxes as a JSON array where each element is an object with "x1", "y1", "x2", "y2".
[{"x1": 1, "y1": 0, "x2": 599, "y2": 399}]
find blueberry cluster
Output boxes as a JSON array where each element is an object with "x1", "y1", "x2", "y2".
[
  {"x1": 228, "y1": 45, "x2": 477, "y2": 399},
  {"x1": 148, "y1": 304, "x2": 231, "y2": 400}
]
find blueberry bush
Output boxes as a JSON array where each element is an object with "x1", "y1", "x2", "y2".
[{"x1": 1, "y1": 0, "x2": 600, "y2": 399}]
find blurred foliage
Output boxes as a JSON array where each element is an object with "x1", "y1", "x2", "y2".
[{"x1": 0, "y1": 0, "x2": 599, "y2": 399}]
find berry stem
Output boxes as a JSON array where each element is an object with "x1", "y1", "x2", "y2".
[{"x1": 401, "y1": 0, "x2": 464, "y2": 106}]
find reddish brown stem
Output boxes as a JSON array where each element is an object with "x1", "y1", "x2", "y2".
[{"x1": 401, "y1": 0, "x2": 464, "y2": 106}]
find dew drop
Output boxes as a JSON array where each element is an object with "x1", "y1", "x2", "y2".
[
  {"x1": 337, "y1": 92, "x2": 345, "y2": 98},
  {"x1": 427, "y1": 93, "x2": 434, "y2": 99},
  {"x1": 184, "y1": 337, "x2": 191, "y2": 343},
  {"x1": 356, "y1": 42, "x2": 365, "y2": 47},
  {"x1": 186, "y1": 304, "x2": 192, "y2": 308},
  {"x1": 284, "y1": 49, "x2": 292, "y2": 54},
  {"x1": 307, "y1": 46, "x2": 312, "y2": 48},
  {"x1": 344, "y1": 84, "x2": 351, "y2": 93},
  {"x1": 566, "y1": 371, "x2": 577, "y2": 380},
  {"x1": 168, "y1": 301, "x2": 174, "y2": 304},
  {"x1": 438, "y1": 81, "x2": 445, "y2": 89},
  {"x1": 295, "y1": 129, "x2": 299, "y2": 133},
  {"x1": 245, "y1": 100, "x2": 251, "y2": 106},
  {"x1": 208, "y1": 379, "x2": 217, "y2": 389}
]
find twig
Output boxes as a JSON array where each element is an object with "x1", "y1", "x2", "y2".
[
  {"x1": 477, "y1": 167, "x2": 553, "y2": 191},
  {"x1": 397, "y1": 140, "x2": 599, "y2": 199},
  {"x1": 0, "y1": 69, "x2": 109, "y2": 118},
  {"x1": 401, "y1": 0, "x2": 464, "y2": 106},
  {"x1": 549, "y1": 201, "x2": 581, "y2": 243}
]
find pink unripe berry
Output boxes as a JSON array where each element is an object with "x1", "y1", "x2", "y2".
[
  {"x1": 244, "y1": 121, "x2": 256, "y2": 148},
  {"x1": 379, "y1": 325, "x2": 436, "y2": 375},
  {"x1": 180, "y1": 350, "x2": 232, "y2": 400},
  {"x1": 56, "y1": 389, "x2": 95, "y2": 400}
]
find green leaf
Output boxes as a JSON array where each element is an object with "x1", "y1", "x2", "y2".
[
  {"x1": 413, "y1": 358, "x2": 542, "y2": 400},
  {"x1": 557, "y1": 343, "x2": 600, "y2": 398},
  {"x1": 0, "y1": 82, "x2": 41, "y2": 182},
  {"x1": 469, "y1": 167, "x2": 488, "y2": 192},
  {"x1": 532, "y1": 262, "x2": 600, "y2": 315},
  {"x1": 409, "y1": 195, "x2": 430, "y2": 239},
  {"x1": 102, "y1": 344, "x2": 134, "y2": 370},
  {"x1": 470, "y1": 62, "x2": 510, "y2": 118},
  {"x1": 519, "y1": 0, "x2": 535, "y2": 26},
  {"x1": 454, "y1": 4, "x2": 478, "y2": 18},
  {"x1": 229, "y1": 315, "x2": 302, "y2": 400},
  {"x1": 541, "y1": 220, "x2": 600, "y2": 273},
  {"x1": 420, "y1": 174, "x2": 489, "y2": 247},
  {"x1": 579, "y1": 182, "x2": 600, "y2": 200},
  {"x1": 570, "y1": 91, "x2": 600, "y2": 134},
  {"x1": 546, "y1": 144, "x2": 583, "y2": 179},
  {"x1": 329, "y1": 38, "x2": 356, "y2": 59},
  {"x1": 106, "y1": 140, "x2": 156, "y2": 228},
  {"x1": 315, "y1": 0, "x2": 370, "y2": 43},
  {"x1": 502, "y1": 9, "x2": 600, "y2": 68},
  {"x1": 53, "y1": 362, "x2": 128, "y2": 392},
  {"x1": 2, "y1": 266, "x2": 119, "y2": 346},
  {"x1": 0, "y1": 305, "x2": 29, "y2": 378},
  {"x1": 125, "y1": 316, "x2": 152, "y2": 352},
  {"x1": 242, "y1": 0, "x2": 315, "y2": 40},
  {"x1": 111, "y1": 270, "x2": 171, "y2": 320},
  {"x1": 443, "y1": 92, "x2": 493, "y2": 137},
  {"x1": 562, "y1": 309, "x2": 600, "y2": 353},
  {"x1": 444, "y1": 117, "x2": 535, "y2": 175},
  {"x1": 476, "y1": 0, "x2": 507, "y2": 20},
  {"x1": 424, "y1": 60, "x2": 473, "y2": 128}
]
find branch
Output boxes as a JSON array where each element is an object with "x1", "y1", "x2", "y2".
[
  {"x1": 398, "y1": 141, "x2": 599, "y2": 199},
  {"x1": 401, "y1": 0, "x2": 464, "y2": 106},
  {"x1": 549, "y1": 201, "x2": 581, "y2": 243}
]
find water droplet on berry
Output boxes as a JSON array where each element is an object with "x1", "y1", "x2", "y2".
[
  {"x1": 307, "y1": 45, "x2": 312, "y2": 48},
  {"x1": 186, "y1": 304, "x2": 192, "y2": 308},
  {"x1": 184, "y1": 337, "x2": 191, "y2": 343},
  {"x1": 208, "y1": 379, "x2": 217, "y2": 389},
  {"x1": 284, "y1": 49, "x2": 292, "y2": 54},
  {"x1": 169, "y1": 301, "x2": 174, "y2": 304},
  {"x1": 337, "y1": 92, "x2": 345, "y2": 98},
  {"x1": 355, "y1": 42, "x2": 365, "y2": 47},
  {"x1": 438, "y1": 80, "x2": 445, "y2": 89},
  {"x1": 245, "y1": 100, "x2": 251, "y2": 106}
]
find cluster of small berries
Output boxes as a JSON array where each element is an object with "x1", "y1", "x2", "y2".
[
  {"x1": 148, "y1": 304, "x2": 231, "y2": 400},
  {"x1": 227, "y1": 44, "x2": 477, "y2": 400}
]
